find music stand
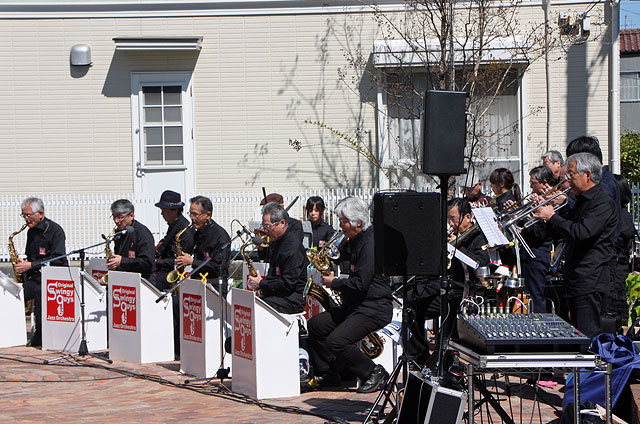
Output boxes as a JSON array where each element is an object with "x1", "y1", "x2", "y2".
[{"x1": 43, "y1": 239, "x2": 115, "y2": 365}]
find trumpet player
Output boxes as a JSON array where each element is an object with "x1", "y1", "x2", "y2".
[
  {"x1": 154, "y1": 190, "x2": 194, "y2": 290},
  {"x1": 15, "y1": 197, "x2": 68, "y2": 347},
  {"x1": 107, "y1": 199, "x2": 155, "y2": 280},
  {"x1": 532, "y1": 153, "x2": 618, "y2": 337},
  {"x1": 305, "y1": 197, "x2": 392, "y2": 394},
  {"x1": 246, "y1": 202, "x2": 307, "y2": 314}
]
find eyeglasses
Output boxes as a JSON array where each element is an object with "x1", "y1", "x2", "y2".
[
  {"x1": 260, "y1": 222, "x2": 277, "y2": 230},
  {"x1": 20, "y1": 212, "x2": 39, "y2": 219},
  {"x1": 112, "y1": 213, "x2": 131, "y2": 221},
  {"x1": 188, "y1": 211, "x2": 204, "y2": 218}
]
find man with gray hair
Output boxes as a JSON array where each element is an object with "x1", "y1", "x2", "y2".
[
  {"x1": 533, "y1": 153, "x2": 618, "y2": 337},
  {"x1": 541, "y1": 150, "x2": 564, "y2": 180},
  {"x1": 305, "y1": 196, "x2": 392, "y2": 394},
  {"x1": 107, "y1": 199, "x2": 155, "y2": 279},
  {"x1": 14, "y1": 197, "x2": 68, "y2": 347},
  {"x1": 246, "y1": 202, "x2": 307, "y2": 314}
]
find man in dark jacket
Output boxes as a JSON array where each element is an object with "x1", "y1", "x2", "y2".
[
  {"x1": 107, "y1": 199, "x2": 155, "y2": 280},
  {"x1": 14, "y1": 197, "x2": 68, "y2": 347},
  {"x1": 247, "y1": 202, "x2": 307, "y2": 314}
]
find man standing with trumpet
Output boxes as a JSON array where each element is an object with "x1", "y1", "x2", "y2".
[
  {"x1": 532, "y1": 152, "x2": 618, "y2": 337},
  {"x1": 14, "y1": 197, "x2": 68, "y2": 347}
]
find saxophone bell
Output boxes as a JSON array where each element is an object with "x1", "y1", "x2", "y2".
[
  {"x1": 8, "y1": 223, "x2": 28, "y2": 284},
  {"x1": 167, "y1": 224, "x2": 194, "y2": 286}
]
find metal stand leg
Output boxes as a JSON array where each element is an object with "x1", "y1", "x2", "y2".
[
  {"x1": 605, "y1": 362, "x2": 613, "y2": 424},
  {"x1": 467, "y1": 363, "x2": 474, "y2": 424},
  {"x1": 574, "y1": 370, "x2": 581, "y2": 424}
]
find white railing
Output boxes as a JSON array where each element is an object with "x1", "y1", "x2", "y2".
[{"x1": 0, "y1": 188, "x2": 377, "y2": 261}]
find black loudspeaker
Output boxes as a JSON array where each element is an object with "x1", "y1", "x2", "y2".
[
  {"x1": 422, "y1": 90, "x2": 467, "y2": 175},
  {"x1": 373, "y1": 192, "x2": 441, "y2": 276}
]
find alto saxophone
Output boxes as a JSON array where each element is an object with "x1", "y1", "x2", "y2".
[
  {"x1": 167, "y1": 224, "x2": 194, "y2": 285},
  {"x1": 305, "y1": 231, "x2": 384, "y2": 359},
  {"x1": 101, "y1": 226, "x2": 117, "y2": 284},
  {"x1": 8, "y1": 223, "x2": 28, "y2": 284}
]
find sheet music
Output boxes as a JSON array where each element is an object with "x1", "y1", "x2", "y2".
[
  {"x1": 447, "y1": 244, "x2": 479, "y2": 269},
  {"x1": 472, "y1": 207, "x2": 510, "y2": 247}
]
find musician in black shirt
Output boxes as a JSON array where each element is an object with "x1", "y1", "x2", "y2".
[
  {"x1": 15, "y1": 197, "x2": 68, "y2": 347},
  {"x1": 247, "y1": 202, "x2": 307, "y2": 314},
  {"x1": 154, "y1": 190, "x2": 195, "y2": 290},
  {"x1": 306, "y1": 196, "x2": 335, "y2": 248},
  {"x1": 533, "y1": 153, "x2": 618, "y2": 337},
  {"x1": 305, "y1": 197, "x2": 393, "y2": 394},
  {"x1": 176, "y1": 196, "x2": 230, "y2": 284},
  {"x1": 107, "y1": 199, "x2": 156, "y2": 280}
]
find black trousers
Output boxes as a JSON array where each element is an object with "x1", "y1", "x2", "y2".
[
  {"x1": 522, "y1": 257, "x2": 549, "y2": 313},
  {"x1": 23, "y1": 278, "x2": 42, "y2": 337},
  {"x1": 568, "y1": 291, "x2": 603, "y2": 338},
  {"x1": 308, "y1": 308, "x2": 387, "y2": 381}
]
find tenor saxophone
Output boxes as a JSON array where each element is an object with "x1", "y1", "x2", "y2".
[
  {"x1": 167, "y1": 223, "x2": 194, "y2": 285},
  {"x1": 8, "y1": 223, "x2": 28, "y2": 284},
  {"x1": 100, "y1": 226, "x2": 117, "y2": 284},
  {"x1": 305, "y1": 231, "x2": 384, "y2": 359}
]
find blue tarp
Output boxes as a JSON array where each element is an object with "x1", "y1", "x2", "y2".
[{"x1": 563, "y1": 333, "x2": 640, "y2": 410}]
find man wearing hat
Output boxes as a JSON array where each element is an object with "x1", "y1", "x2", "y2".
[{"x1": 154, "y1": 190, "x2": 195, "y2": 291}]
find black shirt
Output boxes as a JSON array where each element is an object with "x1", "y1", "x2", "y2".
[
  {"x1": 331, "y1": 226, "x2": 393, "y2": 320},
  {"x1": 548, "y1": 184, "x2": 618, "y2": 296},
  {"x1": 494, "y1": 190, "x2": 517, "y2": 214},
  {"x1": 449, "y1": 229, "x2": 490, "y2": 293},
  {"x1": 259, "y1": 220, "x2": 308, "y2": 313},
  {"x1": 192, "y1": 219, "x2": 231, "y2": 280},
  {"x1": 113, "y1": 220, "x2": 155, "y2": 279},
  {"x1": 24, "y1": 217, "x2": 68, "y2": 283},
  {"x1": 155, "y1": 214, "x2": 195, "y2": 272},
  {"x1": 311, "y1": 221, "x2": 335, "y2": 248}
]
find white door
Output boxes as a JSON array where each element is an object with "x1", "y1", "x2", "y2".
[{"x1": 131, "y1": 72, "x2": 195, "y2": 236}]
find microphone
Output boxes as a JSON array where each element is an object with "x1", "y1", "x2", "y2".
[
  {"x1": 238, "y1": 221, "x2": 253, "y2": 237},
  {"x1": 113, "y1": 226, "x2": 134, "y2": 240},
  {"x1": 252, "y1": 234, "x2": 264, "y2": 245}
]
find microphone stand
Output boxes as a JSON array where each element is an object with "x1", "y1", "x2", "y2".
[{"x1": 42, "y1": 237, "x2": 119, "y2": 365}]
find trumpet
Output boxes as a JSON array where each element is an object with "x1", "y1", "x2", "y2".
[{"x1": 500, "y1": 186, "x2": 571, "y2": 229}]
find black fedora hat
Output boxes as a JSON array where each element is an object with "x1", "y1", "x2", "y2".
[{"x1": 155, "y1": 190, "x2": 185, "y2": 209}]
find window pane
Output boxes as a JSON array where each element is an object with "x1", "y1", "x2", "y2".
[
  {"x1": 144, "y1": 127, "x2": 162, "y2": 146},
  {"x1": 621, "y1": 74, "x2": 638, "y2": 101},
  {"x1": 145, "y1": 146, "x2": 163, "y2": 165},
  {"x1": 164, "y1": 86, "x2": 182, "y2": 105},
  {"x1": 164, "y1": 106, "x2": 182, "y2": 123},
  {"x1": 164, "y1": 127, "x2": 183, "y2": 145},
  {"x1": 165, "y1": 146, "x2": 183, "y2": 165},
  {"x1": 143, "y1": 86, "x2": 161, "y2": 106},
  {"x1": 144, "y1": 107, "x2": 162, "y2": 124}
]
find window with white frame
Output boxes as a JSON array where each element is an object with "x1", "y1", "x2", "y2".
[
  {"x1": 621, "y1": 72, "x2": 640, "y2": 102},
  {"x1": 141, "y1": 85, "x2": 184, "y2": 166}
]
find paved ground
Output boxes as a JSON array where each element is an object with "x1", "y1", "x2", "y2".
[{"x1": 0, "y1": 345, "x2": 570, "y2": 423}]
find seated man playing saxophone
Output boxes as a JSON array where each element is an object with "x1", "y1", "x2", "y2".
[
  {"x1": 14, "y1": 197, "x2": 68, "y2": 347},
  {"x1": 246, "y1": 202, "x2": 307, "y2": 314},
  {"x1": 305, "y1": 197, "x2": 392, "y2": 394}
]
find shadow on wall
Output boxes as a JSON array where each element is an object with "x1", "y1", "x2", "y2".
[{"x1": 101, "y1": 50, "x2": 200, "y2": 97}]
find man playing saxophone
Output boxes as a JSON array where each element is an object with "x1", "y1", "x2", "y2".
[
  {"x1": 304, "y1": 197, "x2": 392, "y2": 394},
  {"x1": 107, "y1": 199, "x2": 155, "y2": 279},
  {"x1": 14, "y1": 197, "x2": 68, "y2": 347}
]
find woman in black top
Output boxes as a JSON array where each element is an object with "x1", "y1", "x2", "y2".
[
  {"x1": 306, "y1": 196, "x2": 335, "y2": 248},
  {"x1": 489, "y1": 167, "x2": 522, "y2": 214}
]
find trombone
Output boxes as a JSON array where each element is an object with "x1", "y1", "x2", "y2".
[{"x1": 500, "y1": 186, "x2": 572, "y2": 229}]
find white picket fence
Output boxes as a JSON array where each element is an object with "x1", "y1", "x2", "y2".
[{"x1": 0, "y1": 188, "x2": 377, "y2": 261}]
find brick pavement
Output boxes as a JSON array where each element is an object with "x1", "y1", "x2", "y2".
[{"x1": 0, "y1": 346, "x2": 567, "y2": 423}]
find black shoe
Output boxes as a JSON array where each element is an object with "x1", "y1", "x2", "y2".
[
  {"x1": 27, "y1": 336, "x2": 41, "y2": 347},
  {"x1": 357, "y1": 364, "x2": 388, "y2": 393}
]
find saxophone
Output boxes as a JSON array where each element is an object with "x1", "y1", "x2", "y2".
[
  {"x1": 305, "y1": 231, "x2": 384, "y2": 359},
  {"x1": 8, "y1": 223, "x2": 28, "y2": 284},
  {"x1": 240, "y1": 237, "x2": 258, "y2": 278},
  {"x1": 101, "y1": 226, "x2": 117, "y2": 284},
  {"x1": 167, "y1": 224, "x2": 194, "y2": 285}
]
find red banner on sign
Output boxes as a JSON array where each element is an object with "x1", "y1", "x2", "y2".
[
  {"x1": 304, "y1": 296, "x2": 323, "y2": 321},
  {"x1": 91, "y1": 269, "x2": 107, "y2": 282},
  {"x1": 46, "y1": 279, "x2": 75, "y2": 322},
  {"x1": 233, "y1": 305, "x2": 253, "y2": 360},
  {"x1": 182, "y1": 293, "x2": 203, "y2": 343},
  {"x1": 112, "y1": 285, "x2": 137, "y2": 331}
]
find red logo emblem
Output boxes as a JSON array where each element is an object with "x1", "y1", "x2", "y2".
[
  {"x1": 46, "y1": 279, "x2": 75, "y2": 322},
  {"x1": 182, "y1": 294, "x2": 203, "y2": 343},
  {"x1": 39, "y1": 247, "x2": 46, "y2": 255},
  {"x1": 128, "y1": 250, "x2": 136, "y2": 258},
  {"x1": 233, "y1": 305, "x2": 253, "y2": 360},
  {"x1": 112, "y1": 285, "x2": 137, "y2": 331}
]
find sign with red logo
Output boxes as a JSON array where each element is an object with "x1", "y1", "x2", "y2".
[
  {"x1": 182, "y1": 294, "x2": 203, "y2": 343},
  {"x1": 233, "y1": 305, "x2": 253, "y2": 360},
  {"x1": 46, "y1": 279, "x2": 75, "y2": 322},
  {"x1": 112, "y1": 285, "x2": 137, "y2": 331},
  {"x1": 304, "y1": 296, "x2": 322, "y2": 321}
]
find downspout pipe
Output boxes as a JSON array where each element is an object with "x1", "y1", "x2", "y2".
[
  {"x1": 610, "y1": 0, "x2": 620, "y2": 173},
  {"x1": 545, "y1": 0, "x2": 552, "y2": 152}
]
